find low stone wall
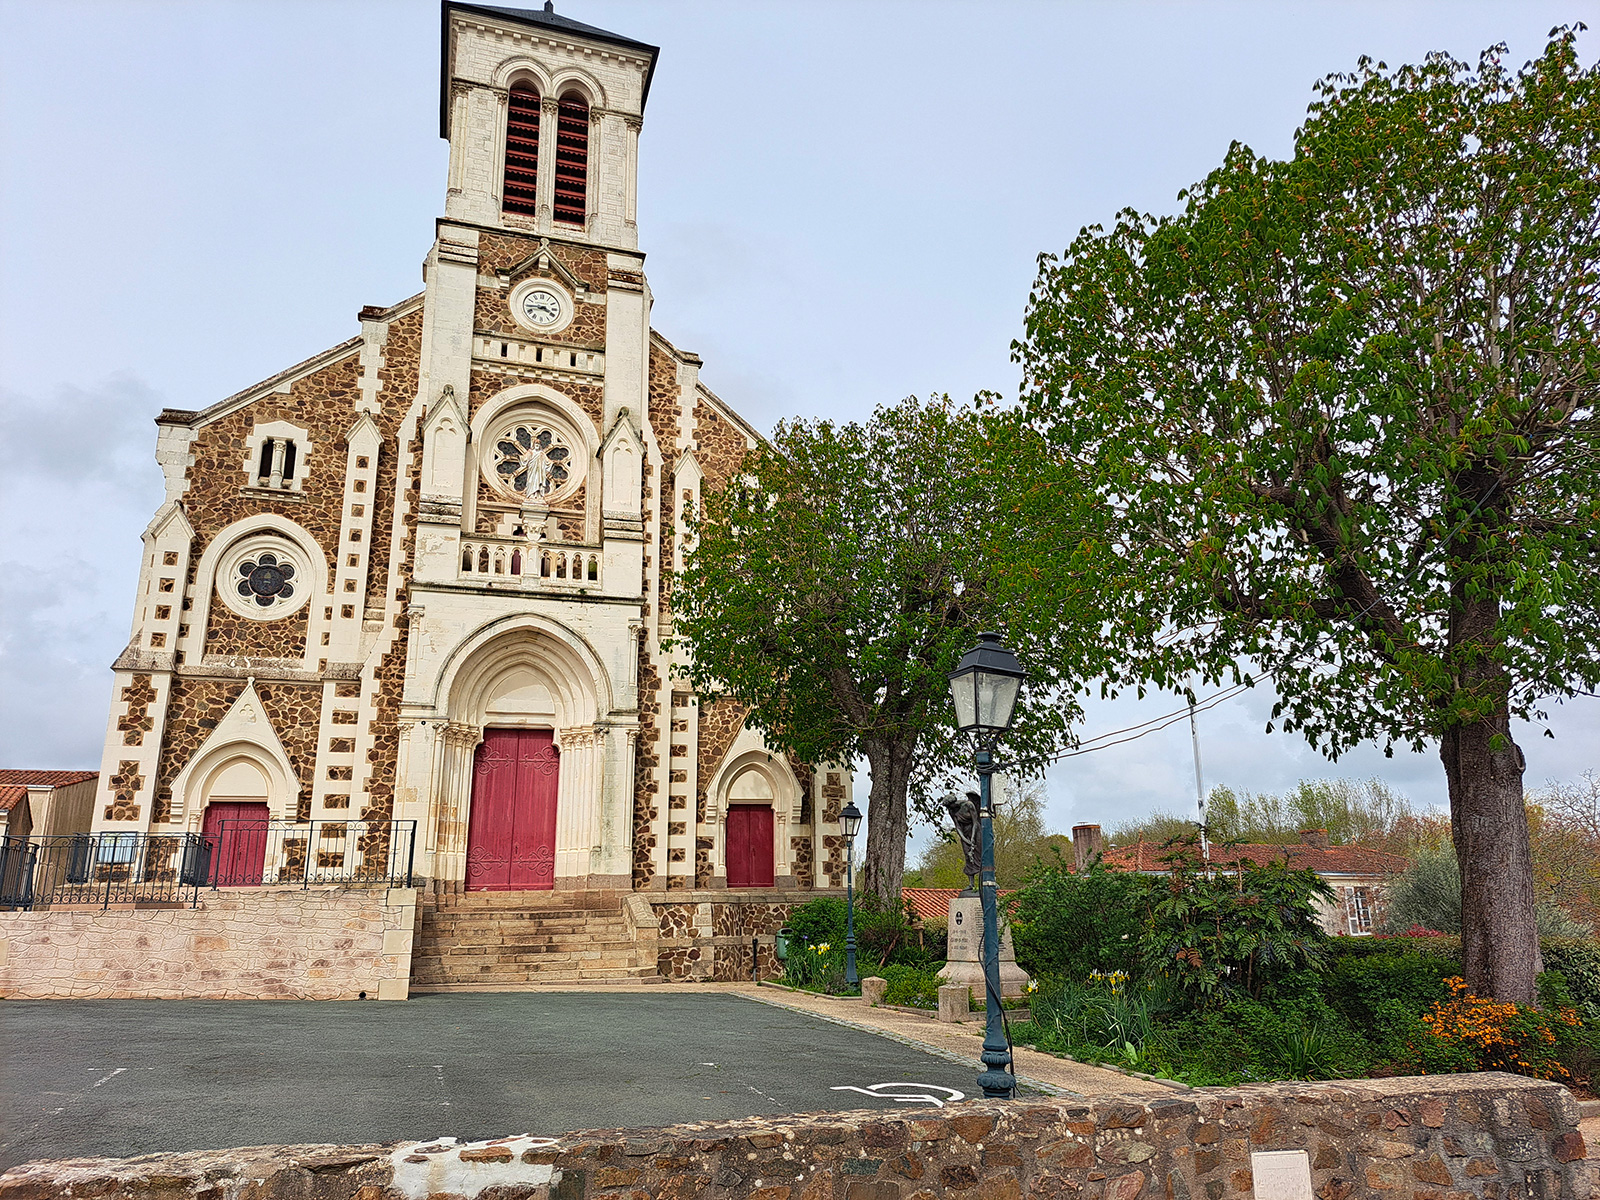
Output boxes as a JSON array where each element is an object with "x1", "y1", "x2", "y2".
[
  {"x1": 1, "y1": 1074, "x2": 1583, "y2": 1200},
  {"x1": 645, "y1": 889, "x2": 846, "y2": 982},
  {"x1": 0, "y1": 885, "x2": 417, "y2": 1000}
]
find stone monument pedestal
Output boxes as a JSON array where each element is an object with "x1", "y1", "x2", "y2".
[{"x1": 939, "y1": 894, "x2": 1031, "y2": 1000}]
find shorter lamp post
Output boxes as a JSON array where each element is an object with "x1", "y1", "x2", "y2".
[
  {"x1": 949, "y1": 630, "x2": 1026, "y2": 1100},
  {"x1": 841, "y1": 800, "x2": 862, "y2": 987}
]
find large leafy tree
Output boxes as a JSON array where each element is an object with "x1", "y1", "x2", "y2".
[
  {"x1": 1015, "y1": 32, "x2": 1600, "y2": 1001},
  {"x1": 671, "y1": 396, "x2": 1098, "y2": 901}
]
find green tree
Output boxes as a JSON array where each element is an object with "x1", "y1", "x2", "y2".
[
  {"x1": 671, "y1": 396, "x2": 1101, "y2": 901},
  {"x1": 1015, "y1": 34, "x2": 1600, "y2": 1001},
  {"x1": 1207, "y1": 778, "x2": 1410, "y2": 844}
]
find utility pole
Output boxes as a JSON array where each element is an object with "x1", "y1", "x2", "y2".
[{"x1": 1189, "y1": 700, "x2": 1209, "y2": 864}]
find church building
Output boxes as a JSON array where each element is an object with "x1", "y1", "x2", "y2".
[{"x1": 84, "y1": 2, "x2": 851, "y2": 985}]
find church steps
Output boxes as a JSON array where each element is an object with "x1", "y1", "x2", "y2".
[{"x1": 412, "y1": 888, "x2": 660, "y2": 987}]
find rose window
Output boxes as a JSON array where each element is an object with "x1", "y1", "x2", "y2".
[
  {"x1": 236, "y1": 553, "x2": 296, "y2": 608},
  {"x1": 491, "y1": 424, "x2": 572, "y2": 499}
]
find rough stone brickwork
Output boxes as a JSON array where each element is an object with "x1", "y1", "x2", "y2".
[
  {"x1": 117, "y1": 674, "x2": 158, "y2": 746},
  {"x1": 4, "y1": 1073, "x2": 1583, "y2": 1200},
  {"x1": 633, "y1": 646, "x2": 662, "y2": 889},
  {"x1": 183, "y1": 353, "x2": 363, "y2": 593},
  {"x1": 692, "y1": 390, "x2": 749, "y2": 480},
  {"x1": 362, "y1": 305, "x2": 423, "y2": 599},
  {"x1": 151, "y1": 677, "x2": 239, "y2": 820},
  {"x1": 0, "y1": 886, "x2": 416, "y2": 1001},
  {"x1": 822, "y1": 833, "x2": 845, "y2": 889},
  {"x1": 650, "y1": 894, "x2": 806, "y2": 981},
  {"x1": 103, "y1": 761, "x2": 144, "y2": 821},
  {"x1": 696, "y1": 699, "x2": 748, "y2": 815},
  {"x1": 204, "y1": 593, "x2": 310, "y2": 660},
  {"x1": 254, "y1": 682, "x2": 323, "y2": 822}
]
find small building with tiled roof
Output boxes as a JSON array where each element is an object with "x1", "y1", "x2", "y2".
[
  {"x1": 1076, "y1": 824, "x2": 1401, "y2": 936},
  {"x1": 0, "y1": 770, "x2": 98, "y2": 841}
]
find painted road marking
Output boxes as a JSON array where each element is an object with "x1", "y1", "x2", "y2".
[{"x1": 831, "y1": 1083, "x2": 966, "y2": 1108}]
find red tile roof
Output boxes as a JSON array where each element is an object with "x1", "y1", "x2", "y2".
[
  {"x1": 1100, "y1": 839, "x2": 1405, "y2": 877},
  {"x1": 902, "y1": 888, "x2": 963, "y2": 922},
  {"x1": 902, "y1": 887, "x2": 1021, "y2": 922},
  {"x1": 0, "y1": 785, "x2": 28, "y2": 813},
  {"x1": 0, "y1": 770, "x2": 98, "y2": 788}
]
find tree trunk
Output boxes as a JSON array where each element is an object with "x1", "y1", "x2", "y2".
[
  {"x1": 860, "y1": 738, "x2": 916, "y2": 904},
  {"x1": 1442, "y1": 712, "x2": 1540, "y2": 1003}
]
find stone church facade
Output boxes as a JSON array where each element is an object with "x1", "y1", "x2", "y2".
[{"x1": 87, "y1": 2, "x2": 851, "y2": 966}]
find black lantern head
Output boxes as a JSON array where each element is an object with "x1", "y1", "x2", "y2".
[
  {"x1": 840, "y1": 800, "x2": 863, "y2": 841},
  {"x1": 948, "y1": 631, "x2": 1025, "y2": 738}
]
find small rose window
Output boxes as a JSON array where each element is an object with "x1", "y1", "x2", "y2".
[
  {"x1": 492, "y1": 424, "x2": 572, "y2": 499},
  {"x1": 236, "y1": 553, "x2": 296, "y2": 608}
]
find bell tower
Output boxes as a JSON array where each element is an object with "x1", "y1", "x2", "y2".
[{"x1": 440, "y1": 2, "x2": 658, "y2": 249}]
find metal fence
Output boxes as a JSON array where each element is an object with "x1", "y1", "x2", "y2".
[{"x1": 0, "y1": 820, "x2": 416, "y2": 911}]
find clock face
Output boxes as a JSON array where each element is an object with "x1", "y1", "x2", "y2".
[{"x1": 520, "y1": 288, "x2": 563, "y2": 326}]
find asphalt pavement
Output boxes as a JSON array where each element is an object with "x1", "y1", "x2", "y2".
[{"x1": 1, "y1": 991, "x2": 992, "y2": 1169}]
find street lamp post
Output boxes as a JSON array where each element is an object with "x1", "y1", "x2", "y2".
[
  {"x1": 841, "y1": 800, "x2": 862, "y2": 987},
  {"x1": 948, "y1": 630, "x2": 1026, "y2": 1100}
]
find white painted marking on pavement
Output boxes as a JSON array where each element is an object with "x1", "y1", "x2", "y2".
[
  {"x1": 89, "y1": 1068, "x2": 127, "y2": 1089},
  {"x1": 831, "y1": 1083, "x2": 966, "y2": 1108}
]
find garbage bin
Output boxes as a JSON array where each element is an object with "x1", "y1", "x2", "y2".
[{"x1": 775, "y1": 926, "x2": 794, "y2": 962}]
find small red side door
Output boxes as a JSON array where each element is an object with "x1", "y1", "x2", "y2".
[
  {"x1": 466, "y1": 728, "x2": 560, "y2": 890},
  {"x1": 202, "y1": 801, "x2": 270, "y2": 886},
  {"x1": 726, "y1": 805, "x2": 774, "y2": 888}
]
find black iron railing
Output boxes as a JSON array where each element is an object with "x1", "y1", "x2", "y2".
[{"x1": 0, "y1": 820, "x2": 416, "y2": 911}]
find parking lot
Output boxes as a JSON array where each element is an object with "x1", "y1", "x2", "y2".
[{"x1": 1, "y1": 991, "x2": 997, "y2": 1169}]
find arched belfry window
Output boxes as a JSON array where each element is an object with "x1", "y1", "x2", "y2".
[
  {"x1": 503, "y1": 84, "x2": 541, "y2": 216},
  {"x1": 553, "y1": 91, "x2": 589, "y2": 225}
]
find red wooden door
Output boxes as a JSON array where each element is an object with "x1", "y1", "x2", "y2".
[
  {"x1": 726, "y1": 805, "x2": 774, "y2": 888},
  {"x1": 466, "y1": 728, "x2": 560, "y2": 890},
  {"x1": 202, "y1": 801, "x2": 270, "y2": 886}
]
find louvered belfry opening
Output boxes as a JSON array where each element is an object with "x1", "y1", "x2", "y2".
[
  {"x1": 553, "y1": 92, "x2": 589, "y2": 225},
  {"x1": 502, "y1": 84, "x2": 541, "y2": 216}
]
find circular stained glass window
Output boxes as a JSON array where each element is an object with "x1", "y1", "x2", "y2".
[
  {"x1": 491, "y1": 423, "x2": 573, "y2": 499},
  {"x1": 236, "y1": 553, "x2": 296, "y2": 607}
]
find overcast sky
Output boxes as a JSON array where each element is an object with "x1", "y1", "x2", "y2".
[{"x1": 2, "y1": 0, "x2": 1596, "y2": 847}]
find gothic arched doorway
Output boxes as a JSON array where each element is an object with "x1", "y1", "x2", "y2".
[{"x1": 465, "y1": 728, "x2": 559, "y2": 890}]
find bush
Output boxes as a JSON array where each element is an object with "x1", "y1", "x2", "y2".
[
  {"x1": 1415, "y1": 977, "x2": 1585, "y2": 1079},
  {"x1": 1140, "y1": 846, "x2": 1333, "y2": 1003},
  {"x1": 1007, "y1": 851, "x2": 1145, "y2": 979},
  {"x1": 879, "y1": 963, "x2": 946, "y2": 1008},
  {"x1": 782, "y1": 939, "x2": 851, "y2": 994},
  {"x1": 788, "y1": 897, "x2": 847, "y2": 948}
]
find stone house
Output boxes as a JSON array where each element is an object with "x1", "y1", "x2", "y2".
[{"x1": 73, "y1": 2, "x2": 850, "y2": 986}]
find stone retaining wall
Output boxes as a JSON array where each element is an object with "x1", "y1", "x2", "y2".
[
  {"x1": 645, "y1": 889, "x2": 846, "y2": 982},
  {"x1": 0, "y1": 885, "x2": 417, "y2": 1000},
  {"x1": 0, "y1": 1073, "x2": 1583, "y2": 1200}
]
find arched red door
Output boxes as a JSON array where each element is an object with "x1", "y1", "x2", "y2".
[
  {"x1": 725, "y1": 804, "x2": 774, "y2": 888},
  {"x1": 465, "y1": 728, "x2": 559, "y2": 890}
]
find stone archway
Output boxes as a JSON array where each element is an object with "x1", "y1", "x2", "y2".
[{"x1": 416, "y1": 619, "x2": 623, "y2": 890}]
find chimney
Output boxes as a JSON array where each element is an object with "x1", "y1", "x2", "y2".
[
  {"x1": 1300, "y1": 828, "x2": 1330, "y2": 850},
  {"x1": 1072, "y1": 824, "x2": 1104, "y2": 872}
]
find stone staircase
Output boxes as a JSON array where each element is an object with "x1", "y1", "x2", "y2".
[{"x1": 409, "y1": 889, "x2": 662, "y2": 990}]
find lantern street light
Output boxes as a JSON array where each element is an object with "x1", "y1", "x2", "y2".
[
  {"x1": 948, "y1": 630, "x2": 1025, "y2": 1099},
  {"x1": 840, "y1": 800, "x2": 863, "y2": 987}
]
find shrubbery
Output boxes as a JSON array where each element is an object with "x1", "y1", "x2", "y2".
[
  {"x1": 780, "y1": 894, "x2": 931, "y2": 994},
  {"x1": 1003, "y1": 838, "x2": 1600, "y2": 1087}
]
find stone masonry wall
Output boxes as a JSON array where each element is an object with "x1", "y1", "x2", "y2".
[
  {"x1": 0, "y1": 886, "x2": 417, "y2": 1001},
  {"x1": 0, "y1": 1074, "x2": 1584, "y2": 1200}
]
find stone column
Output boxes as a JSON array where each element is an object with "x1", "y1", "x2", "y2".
[
  {"x1": 432, "y1": 722, "x2": 480, "y2": 888},
  {"x1": 591, "y1": 724, "x2": 636, "y2": 889},
  {"x1": 554, "y1": 726, "x2": 600, "y2": 884}
]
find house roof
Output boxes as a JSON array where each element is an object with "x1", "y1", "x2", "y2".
[
  {"x1": 441, "y1": 2, "x2": 661, "y2": 136},
  {"x1": 902, "y1": 887, "x2": 1022, "y2": 922},
  {"x1": 0, "y1": 770, "x2": 98, "y2": 788},
  {"x1": 0, "y1": 785, "x2": 27, "y2": 814},
  {"x1": 1101, "y1": 839, "x2": 1406, "y2": 877}
]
